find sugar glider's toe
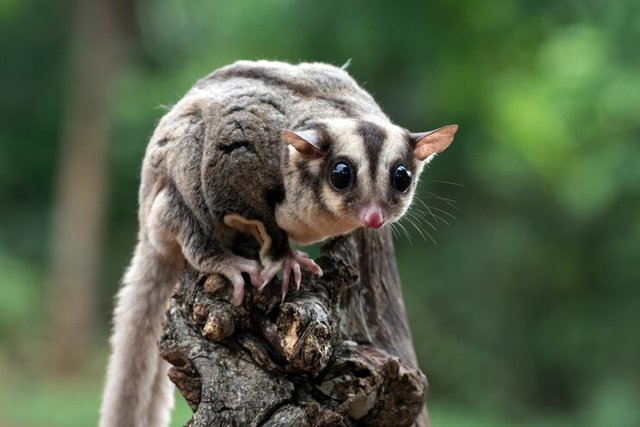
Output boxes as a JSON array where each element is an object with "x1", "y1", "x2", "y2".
[
  {"x1": 259, "y1": 250, "x2": 322, "y2": 301},
  {"x1": 259, "y1": 261, "x2": 282, "y2": 291},
  {"x1": 217, "y1": 255, "x2": 262, "y2": 305},
  {"x1": 292, "y1": 250, "x2": 323, "y2": 277},
  {"x1": 280, "y1": 257, "x2": 302, "y2": 301}
]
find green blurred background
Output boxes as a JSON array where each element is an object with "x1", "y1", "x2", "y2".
[{"x1": 1, "y1": 0, "x2": 639, "y2": 426}]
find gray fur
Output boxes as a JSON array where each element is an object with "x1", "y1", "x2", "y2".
[{"x1": 99, "y1": 60, "x2": 457, "y2": 427}]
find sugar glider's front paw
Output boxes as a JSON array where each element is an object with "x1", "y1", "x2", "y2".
[
  {"x1": 259, "y1": 250, "x2": 323, "y2": 301},
  {"x1": 214, "y1": 255, "x2": 262, "y2": 306}
]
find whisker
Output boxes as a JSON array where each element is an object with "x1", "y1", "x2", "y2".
[
  {"x1": 389, "y1": 223, "x2": 399, "y2": 239},
  {"x1": 406, "y1": 216, "x2": 437, "y2": 246},
  {"x1": 405, "y1": 217, "x2": 424, "y2": 240},
  {"x1": 413, "y1": 201, "x2": 450, "y2": 225},
  {"x1": 406, "y1": 210, "x2": 438, "y2": 233},
  {"x1": 414, "y1": 199, "x2": 442, "y2": 226},
  {"x1": 423, "y1": 192, "x2": 459, "y2": 211},
  {"x1": 432, "y1": 214, "x2": 449, "y2": 225},
  {"x1": 423, "y1": 194, "x2": 457, "y2": 203},
  {"x1": 426, "y1": 179, "x2": 464, "y2": 187},
  {"x1": 428, "y1": 205, "x2": 457, "y2": 220},
  {"x1": 424, "y1": 194, "x2": 457, "y2": 204},
  {"x1": 395, "y1": 220, "x2": 413, "y2": 245}
]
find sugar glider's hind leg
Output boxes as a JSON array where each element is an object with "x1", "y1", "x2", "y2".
[{"x1": 152, "y1": 184, "x2": 264, "y2": 307}]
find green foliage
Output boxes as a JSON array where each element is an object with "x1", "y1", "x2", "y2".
[
  {"x1": 1, "y1": 0, "x2": 638, "y2": 424},
  {"x1": 0, "y1": 254, "x2": 45, "y2": 370},
  {"x1": 0, "y1": 380, "x2": 192, "y2": 427}
]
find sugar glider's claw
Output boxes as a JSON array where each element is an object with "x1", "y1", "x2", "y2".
[
  {"x1": 260, "y1": 250, "x2": 321, "y2": 301},
  {"x1": 233, "y1": 257, "x2": 262, "y2": 289},
  {"x1": 293, "y1": 262, "x2": 302, "y2": 291},
  {"x1": 229, "y1": 272, "x2": 246, "y2": 306},
  {"x1": 217, "y1": 255, "x2": 262, "y2": 306},
  {"x1": 280, "y1": 258, "x2": 303, "y2": 302},
  {"x1": 281, "y1": 262, "x2": 291, "y2": 301},
  {"x1": 259, "y1": 262, "x2": 282, "y2": 291},
  {"x1": 292, "y1": 250, "x2": 323, "y2": 277}
]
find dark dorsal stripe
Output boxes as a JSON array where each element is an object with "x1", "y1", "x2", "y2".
[
  {"x1": 357, "y1": 120, "x2": 386, "y2": 180},
  {"x1": 209, "y1": 65, "x2": 315, "y2": 97},
  {"x1": 202, "y1": 64, "x2": 358, "y2": 117}
]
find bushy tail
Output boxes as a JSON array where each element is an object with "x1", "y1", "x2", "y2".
[{"x1": 99, "y1": 241, "x2": 183, "y2": 427}]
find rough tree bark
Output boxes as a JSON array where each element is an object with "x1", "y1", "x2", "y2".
[{"x1": 159, "y1": 227, "x2": 430, "y2": 426}]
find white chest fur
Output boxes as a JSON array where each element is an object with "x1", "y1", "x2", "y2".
[{"x1": 275, "y1": 202, "x2": 359, "y2": 245}]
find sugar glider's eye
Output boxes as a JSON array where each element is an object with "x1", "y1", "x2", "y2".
[
  {"x1": 329, "y1": 161, "x2": 354, "y2": 190},
  {"x1": 392, "y1": 165, "x2": 412, "y2": 193}
]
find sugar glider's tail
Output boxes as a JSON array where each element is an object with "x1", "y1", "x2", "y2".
[{"x1": 99, "y1": 241, "x2": 182, "y2": 427}]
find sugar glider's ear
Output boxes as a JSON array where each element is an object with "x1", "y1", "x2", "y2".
[
  {"x1": 281, "y1": 129, "x2": 324, "y2": 158},
  {"x1": 412, "y1": 125, "x2": 458, "y2": 161}
]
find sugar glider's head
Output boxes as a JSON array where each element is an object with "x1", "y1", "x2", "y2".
[{"x1": 279, "y1": 117, "x2": 457, "y2": 243}]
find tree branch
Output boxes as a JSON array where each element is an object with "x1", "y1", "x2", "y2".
[{"x1": 159, "y1": 228, "x2": 429, "y2": 426}]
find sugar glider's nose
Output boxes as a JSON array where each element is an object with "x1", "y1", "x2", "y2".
[{"x1": 359, "y1": 203, "x2": 386, "y2": 229}]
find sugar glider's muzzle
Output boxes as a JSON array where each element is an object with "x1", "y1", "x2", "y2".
[{"x1": 358, "y1": 203, "x2": 386, "y2": 229}]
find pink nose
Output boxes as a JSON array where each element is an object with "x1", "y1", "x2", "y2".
[{"x1": 360, "y1": 204, "x2": 385, "y2": 229}]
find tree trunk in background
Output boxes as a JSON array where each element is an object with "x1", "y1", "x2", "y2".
[
  {"x1": 160, "y1": 228, "x2": 430, "y2": 426},
  {"x1": 49, "y1": 0, "x2": 124, "y2": 375}
]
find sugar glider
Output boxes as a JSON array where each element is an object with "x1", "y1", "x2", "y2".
[{"x1": 99, "y1": 60, "x2": 457, "y2": 427}]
